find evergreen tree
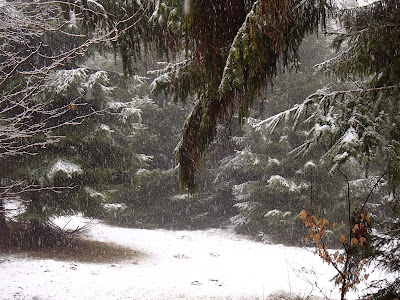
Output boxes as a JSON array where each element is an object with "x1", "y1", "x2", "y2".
[
  {"x1": 252, "y1": 1, "x2": 400, "y2": 297},
  {"x1": 0, "y1": 0, "x2": 89, "y2": 232},
  {"x1": 82, "y1": 0, "x2": 398, "y2": 296},
  {"x1": 7, "y1": 1, "x2": 396, "y2": 295},
  {"x1": 105, "y1": 97, "x2": 238, "y2": 229},
  {"x1": 10, "y1": 65, "x2": 149, "y2": 225},
  {"x1": 105, "y1": 100, "x2": 190, "y2": 228},
  {"x1": 73, "y1": 0, "x2": 333, "y2": 190},
  {"x1": 215, "y1": 34, "x2": 350, "y2": 245},
  {"x1": 0, "y1": 0, "x2": 145, "y2": 237}
]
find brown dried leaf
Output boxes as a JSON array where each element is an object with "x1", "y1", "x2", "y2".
[
  {"x1": 340, "y1": 234, "x2": 347, "y2": 243},
  {"x1": 311, "y1": 215, "x2": 317, "y2": 224},
  {"x1": 365, "y1": 213, "x2": 371, "y2": 223},
  {"x1": 315, "y1": 233, "x2": 321, "y2": 242},
  {"x1": 299, "y1": 209, "x2": 308, "y2": 220}
]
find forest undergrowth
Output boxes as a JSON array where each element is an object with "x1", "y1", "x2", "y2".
[{"x1": 0, "y1": 222, "x2": 140, "y2": 263}]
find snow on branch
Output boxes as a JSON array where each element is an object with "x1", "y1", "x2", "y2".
[
  {"x1": 106, "y1": 97, "x2": 150, "y2": 125},
  {"x1": 251, "y1": 89, "x2": 324, "y2": 133},
  {"x1": 253, "y1": 85, "x2": 399, "y2": 172},
  {"x1": 217, "y1": 0, "x2": 258, "y2": 94},
  {"x1": 314, "y1": 48, "x2": 353, "y2": 76},
  {"x1": 47, "y1": 159, "x2": 83, "y2": 180},
  {"x1": 46, "y1": 68, "x2": 89, "y2": 95},
  {"x1": 148, "y1": 59, "x2": 193, "y2": 94},
  {"x1": 0, "y1": 0, "x2": 145, "y2": 203}
]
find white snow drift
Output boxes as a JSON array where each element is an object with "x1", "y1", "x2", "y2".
[{"x1": 0, "y1": 216, "x2": 383, "y2": 300}]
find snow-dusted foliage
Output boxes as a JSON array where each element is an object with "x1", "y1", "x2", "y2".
[
  {"x1": 217, "y1": 2, "x2": 258, "y2": 94},
  {"x1": 244, "y1": 1, "x2": 400, "y2": 296},
  {"x1": 84, "y1": 70, "x2": 114, "y2": 99},
  {"x1": 148, "y1": 59, "x2": 193, "y2": 98},
  {"x1": 267, "y1": 175, "x2": 307, "y2": 194},
  {"x1": 349, "y1": 175, "x2": 386, "y2": 198},
  {"x1": 46, "y1": 68, "x2": 113, "y2": 99},
  {"x1": 85, "y1": 187, "x2": 106, "y2": 200},
  {"x1": 107, "y1": 101, "x2": 142, "y2": 123},
  {"x1": 232, "y1": 182, "x2": 256, "y2": 202},
  {"x1": 46, "y1": 68, "x2": 88, "y2": 95},
  {"x1": 225, "y1": 116, "x2": 313, "y2": 244},
  {"x1": 218, "y1": 149, "x2": 266, "y2": 171},
  {"x1": 149, "y1": 0, "x2": 179, "y2": 27},
  {"x1": 253, "y1": 86, "x2": 392, "y2": 174},
  {"x1": 4, "y1": 48, "x2": 153, "y2": 222},
  {"x1": 135, "y1": 153, "x2": 153, "y2": 164},
  {"x1": 68, "y1": 9, "x2": 77, "y2": 28},
  {"x1": 366, "y1": 192, "x2": 400, "y2": 298},
  {"x1": 87, "y1": 0, "x2": 107, "y2": 14},
  {"x1": 47, "y1": 159, "x2": 83, "y2": 180},
  {"x1": 103, "y1": 203, "x2": 127, "y2": 210}
]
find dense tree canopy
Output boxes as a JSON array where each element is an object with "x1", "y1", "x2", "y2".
[
  {"x1": 251, "y1": 1, "x2": 400, "y2": 297},
  {"x1": 73, "y1": 0, "x2": 332, "y2": 190},
  {"x1": 75, "y1": 0, "x2": 399, "y2": 297},
  {"x1": 1, "y1": 0, "x2": 399, "y2": 297},
  {"x1": 0, "y1": 0, "x2": 144, "y2": 232}
]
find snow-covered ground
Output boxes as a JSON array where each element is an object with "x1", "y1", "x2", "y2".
[{"x1": 0, "y1": 216, "x2": 381, "y2": 300}]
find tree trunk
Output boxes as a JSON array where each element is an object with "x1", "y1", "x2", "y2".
[{"x1": 0, "y1": 199, "x2": 7, "y2": 231}]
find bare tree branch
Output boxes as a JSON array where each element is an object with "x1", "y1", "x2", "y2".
[{"x1": 0, "y1": 0, "x2": 142, "y2": 215}]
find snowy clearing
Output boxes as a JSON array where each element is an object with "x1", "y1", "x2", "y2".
[{"x1": 0, "y1": 216, "x2": 381, "y2": 300}]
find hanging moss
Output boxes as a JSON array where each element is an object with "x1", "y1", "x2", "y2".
[
  {"x1": 76, "y1": 0, "x2": 332, "y2": 191},
  {"x1": 175, "y1": 0, "x2": 331, "y2": 191}
]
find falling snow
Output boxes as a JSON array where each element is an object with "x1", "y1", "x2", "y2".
[{"x1": 0, "y1": 215, "x2": 387, "y2": 300}]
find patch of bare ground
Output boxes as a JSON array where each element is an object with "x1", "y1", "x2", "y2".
[
  {"x1": 0, "y1": 221, "x2": 144, "y2": 263},
  {"x1": 266, "y1": 290, "x2": 324, "y2": 300}
]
